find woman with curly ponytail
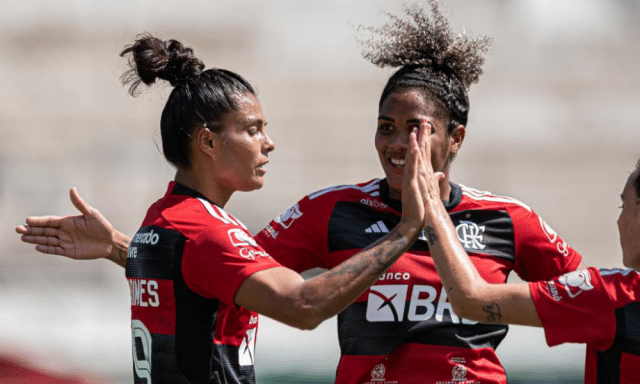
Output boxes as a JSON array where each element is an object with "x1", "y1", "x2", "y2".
[{"x1": 256, "y1": 2, "x2": 583, "y2": 383}]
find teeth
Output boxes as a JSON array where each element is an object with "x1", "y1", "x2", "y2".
[{"x1": 390, "y1": 158, "x2": 406, "y2": 166}]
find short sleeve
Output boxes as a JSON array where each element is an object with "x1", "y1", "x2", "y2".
[
  {"x1": 182, "y1": 225, "x2": 282, "y2": 304},
  {"x1": 512, "y1": 206, "x2": 583, "y2": 282},
  {"x1": 255, "y1": 195, "x2": 330, "y2": 273},
  {"x1": 530, "y1": 267, "x2": 615, "y2": 350}
]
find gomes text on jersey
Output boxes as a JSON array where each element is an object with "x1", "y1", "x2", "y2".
[{"x1": 125, "y1": 182, "x2": 282, "y2": 384}]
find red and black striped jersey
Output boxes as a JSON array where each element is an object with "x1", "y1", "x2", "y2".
[
  {"x1": 255, "y1": 178, "x2": 582, "y2": 384},
  {"x1": 126, "y1": 182, "x2": 281, "y2": 384},
  {"x1": 531, "y1": 267, "x2": 640, "y2": 384}
]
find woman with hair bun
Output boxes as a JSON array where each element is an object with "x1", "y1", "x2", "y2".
[
  {"x1": 18, "y1": 2, "x2": 584, "y2": 383},
  {"x1": 16, "y1": 33, "x2": 430, "y2": 383}
]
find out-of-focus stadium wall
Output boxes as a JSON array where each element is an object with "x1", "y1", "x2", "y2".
[{"x1": 1, "y1": 1, "x2": 639, "y2": 382}]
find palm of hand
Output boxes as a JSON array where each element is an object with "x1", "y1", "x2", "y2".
[{"x1": 61, "y1": 213, "x2": 114, "y2": 260}]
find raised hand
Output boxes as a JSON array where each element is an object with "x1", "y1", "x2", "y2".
[
  {"x1": 15, "y1": 188, "x2": 129, "y2": 267},
  {"x1": 401, "y1": 120, "x2": 445, "y2": 228}
]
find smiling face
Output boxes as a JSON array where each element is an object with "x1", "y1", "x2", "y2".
[
  {"x1": 375, "y1": 88, "x2": 464, "y2": 201},
  {"x1": 211, "y1": 92, "x2": 275, "y2": 194},
  {"x1": 618, "y1": 168, "x2": 640, "y2": 269}
]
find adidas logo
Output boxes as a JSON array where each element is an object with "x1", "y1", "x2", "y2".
[{"x1": 365, "y1": 220, "x2": 389, "y2": 233}]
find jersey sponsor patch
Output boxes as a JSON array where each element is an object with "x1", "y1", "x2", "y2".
[
  {"x1": 366, "y1": 285, "x2": 408, "y2": 322},
  {"x1": 557, "y1": 269, "x2": 593, "y2": 298},
  {"x1": 538, "y1": 217, "x2": 570, "y2": 257},
  {"x1": 239, "y1": 327, "x2": 257, "y2": 366},
  {"x1": 227, "y1": 228, "x2": 258, "y2": 248},
  {"x1": 274, "y1": 203, "x2": 303, "y2": 229}
]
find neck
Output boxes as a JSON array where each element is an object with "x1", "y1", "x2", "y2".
[
  {"x1": 388, "y1": 173, "x2": 451, "y2": 202},
  {"x1": 174, "y1": 167, "x2": 232, "y2": 207}
]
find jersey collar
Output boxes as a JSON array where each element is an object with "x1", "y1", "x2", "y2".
[
  {"x1": 379, "y1": 178, "x2": 462, "y2": 212},
  {"x1": 169, "y1": 181, "x2": 222, "y2": 208}
]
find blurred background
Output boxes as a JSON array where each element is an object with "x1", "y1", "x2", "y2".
[{"x1": 1, "y1": 0, "x2": 639, "y2": 382}]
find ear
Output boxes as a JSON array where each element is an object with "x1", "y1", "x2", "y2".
[
  {"x1": 195, "y1": 127, "x2": 217, "y2": 159},
  {"x1": 449, "y1": 125, "x2": 466, "y2": 155}
]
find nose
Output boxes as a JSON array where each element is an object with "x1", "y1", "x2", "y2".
[
  {"x1": 389, "y1": 130, "x2": 410, "y2": 150},
  {"x1": 263, "y1": 132, "x2": 275, "y2": 153}
]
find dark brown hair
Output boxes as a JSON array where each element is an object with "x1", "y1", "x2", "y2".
[
  {"x1": 120, "y1": 33, "x2": 255, "y2": 168},
  {"x1": 361, "y1": 0, "x2": 492, "y2": 134}
]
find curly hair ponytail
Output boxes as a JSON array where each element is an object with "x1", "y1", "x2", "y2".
[{"x1": 360, "y1": 1, "x2": 492, "y2": 133}]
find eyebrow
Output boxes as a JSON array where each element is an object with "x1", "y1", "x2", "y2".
[
  {"x1": 378, "y1": 115, "x2": 423, "y2": 125},
  {"x1": 244, "y1": 116, "x2": 266, "y2": 126}
]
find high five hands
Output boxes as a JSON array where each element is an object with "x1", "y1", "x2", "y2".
[{"x1": 400, "y1": 119, "x2": 446, "y2": 230}]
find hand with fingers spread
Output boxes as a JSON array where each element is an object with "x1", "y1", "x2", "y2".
[{"x1": 15, "y1": 188, "x2": 130, "y2": 267}]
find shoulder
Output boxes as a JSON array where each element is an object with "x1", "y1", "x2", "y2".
[
  {"x1": 286, "y1": 178, "x2": 384, "y2": 213},
  {"x1": 163, "y1": 195, "x2": 249, "y2": 241},
  {"x1": 306, "y1": 178, "x2": 383, "y2": 201},
  {"x1": 596, "y1": 268, "x2": 640, "y2": 302},
  {"x1": 458, "y1": 184, "x2": 532, "y2": 213}
]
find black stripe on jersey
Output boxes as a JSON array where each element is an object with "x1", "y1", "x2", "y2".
[
  {"x1": 126, "y1": 226, "x2": 186, "y2": 281},
  {"x1": 210, "y1": 345, "x2": 257, "y2": 384},
  {"x1": 449, "y1": 210, "x2": 515, "y2": 262},
  {"x1": 133, "y1": 333, "x2": 190, "y2": 384},
  {"x1": 337, "y1": 302, "x2": 508, "y2": 355},
  {"x1": 328, "y1": 201, "x2": 402, "y2": 252},
  {"x1": 174, "y1": 241, "x2": 221, "y2": 384},
  {"x1": 328, "y1": 202, "x2": 515, "y2": 261},
  {"x1": 595, "y1": 303, "x2": 640, "y2": 383}
]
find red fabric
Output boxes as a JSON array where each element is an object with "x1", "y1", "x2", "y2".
[
  {"x1": 129, "y1": 277, "x2": 176, "y2": 335},
  {"x1": 256, "y1": 179, "x2": 583, "y2": 383},
  {"x1": 531, "y1": 267, "x2": 640, "y2": 384},
  {"x1": 0, "y1": 353, "x2": 103, "y2": 383}
]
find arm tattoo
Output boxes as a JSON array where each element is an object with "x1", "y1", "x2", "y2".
[
  {"x1": 325, "y1": 231, "x2": 408, "y2": 278},
  {"x1": 424, "y1": 226, "x2": 438, "y2": 245},
  {"x1": 482, "y1": 303, "x2": 502, "y2": 323}
]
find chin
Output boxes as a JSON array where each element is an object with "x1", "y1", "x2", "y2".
[{"x1": 622, "y1": 251, "x2": 640, "y2": 270}]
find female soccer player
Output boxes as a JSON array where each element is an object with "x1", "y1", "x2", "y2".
[
  {"x1": 17, "y1": 2, "x2": 584, "y2": 383},
  {"x1": 16, "y1": 33, "x2": 430, "y2": 384},
  {"x1": 420, "y1": 123, "x2": 640, "y2": 383}
]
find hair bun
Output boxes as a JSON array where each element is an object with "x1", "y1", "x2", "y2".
[
  {"x1": 161, "y1": 39, "x2": 205, "y2": 86},
  {"x1": 120, "y1": 33, "x2": 205, "y2": 95}
]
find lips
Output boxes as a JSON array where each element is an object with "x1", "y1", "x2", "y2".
[{"x1": 256, "y1": 160, "x2": 269, "y2": 175}]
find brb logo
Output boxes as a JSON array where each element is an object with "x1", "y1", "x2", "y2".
[
  {"x1": 366, "y1": 285, "x2": 475, "y2": 324},
  {"x1": 455, "y1": 221, "x2": 485, "y2": 250}
]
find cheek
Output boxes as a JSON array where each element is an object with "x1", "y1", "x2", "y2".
[{"x1": 374, "y1": 135, "x2": 386, "y2": 156}]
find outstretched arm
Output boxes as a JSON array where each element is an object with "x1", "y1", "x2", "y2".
[
  {"x1": 15, "y1": 188, "x2": 130, "y2": 268},
  {"x1": 235, "y1": 122, "x2": 430, "y2": 330},
  {"x1": 420, "y1": 123, "x2": 542, "y2": 327}
]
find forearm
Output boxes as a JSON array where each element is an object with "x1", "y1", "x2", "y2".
[
  {"x1": 296, "y1": 221, "x2": 420, "y2": 327},
  {"x1": 238, "y1": 221, "x2": 420, "y2": 330},
  {"x1": 424, "y1": 201, "x2": 541, "y2": 326},
  {"x1": 424, "y1": 202, "x2": 488, "y2": 315},
  {"x1": 107, "y1": 230, "x2": 131, "y2": 268}
]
